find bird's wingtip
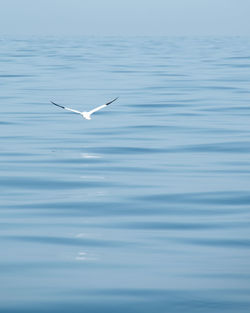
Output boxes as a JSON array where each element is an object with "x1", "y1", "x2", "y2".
[
  {"x1": 50, "y1": 101, "x2": 65, "y2": 109},
  {"x1": 106, "y1": 97, "x2": 119, "y2": 106}
]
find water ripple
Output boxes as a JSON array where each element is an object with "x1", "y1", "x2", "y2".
[
  {"x1": 138, "y1": 191, "x2": 250, "y2": 206},
  {"x1": 172, "y1": 237, "x2": 250, "y2": 249},
  {"x1": 3, "y1": 235, "x2": 135, "y2": 248}
]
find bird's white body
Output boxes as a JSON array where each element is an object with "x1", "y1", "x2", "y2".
[
  {"x1": 51, "y1": 98, "x2": 118, "y2": 120},
  {"x1": 81, "y1": 112, "x2": 91, "y2": 120}
]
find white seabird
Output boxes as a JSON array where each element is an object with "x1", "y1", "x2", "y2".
[{"x1": 51, "y1": 97, "x2": 118, "y2": 120}]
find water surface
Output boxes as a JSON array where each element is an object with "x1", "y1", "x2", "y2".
[{"x1": 1, "y1": 36, "x2": 250, "y2": 312}]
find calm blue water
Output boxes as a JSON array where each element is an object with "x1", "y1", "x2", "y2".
[{"x1": 1, "y1": 36, "x2": 250, "y2": 312}]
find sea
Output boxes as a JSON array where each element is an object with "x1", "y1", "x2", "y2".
[{"x1": 0, "y1": 36, "x2": 250, "y2": 313}]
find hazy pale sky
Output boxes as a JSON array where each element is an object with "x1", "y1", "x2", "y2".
[{"x1": 0, "y1": 0, "x2": 249, "y2": 36}]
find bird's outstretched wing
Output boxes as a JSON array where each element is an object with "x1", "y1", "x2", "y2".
[
  {"x1": 88, "y1": 97, "x2": 118, "y2": 116},
  {"x1": 51, "y1": 101, "x2": 82, "y2": 115}
]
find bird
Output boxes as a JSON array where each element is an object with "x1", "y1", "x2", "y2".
[{"x1": 51, "y1": 97, "x2": 118, "y2": 120}]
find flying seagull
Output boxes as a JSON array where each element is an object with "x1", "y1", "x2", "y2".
[{"x1": 51, "y1": 97, "x2": 118, "y2": 120}]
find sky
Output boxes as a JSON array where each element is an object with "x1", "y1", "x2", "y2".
[{"x1": 0, "y1": 0, "x2": 249, "y2": 36}]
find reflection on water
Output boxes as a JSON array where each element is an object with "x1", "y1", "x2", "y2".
[{"x1": 0, "y1": 36, "x2": 250, "y2": 313}]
